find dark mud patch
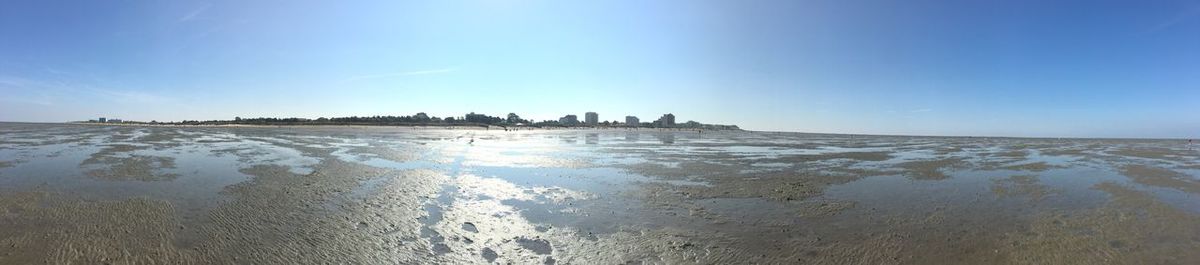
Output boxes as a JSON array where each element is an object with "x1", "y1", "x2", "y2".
[
  {"x1": 3, "y1": 131, "x2": 451, "y2": 264},
  {"x1": 795, "y1": 199, "x2": 858, "y2": 217},
  {"x1": 665, "y1": 169, "x2": 887, "y2": 202},
  {"x1": 992, "y1": 150, "x2": 1028, "y2": 159},
  {"x1": 190, "y1": 161, "x2": 448, "y2": 264},
  {"x1": 1110, "y1": 147, "x2": 1196, "y2": 162},
  {"x1": 623, "y1": 160, "x2": 752, "y2": 180},
  {"x1": 1000, "y1": 182, "x2": 1200, "y2": 264},
  {"x1": 625, "y1": 162, "x2": 701, "y2": 179},
  {"x1": 897, "y1": 157, "x2": 967, "y2": 180},
  {"x1": 1120, "y1": 165, "x2": 1200, "y2": 194},
  {"x1": 1000, "y1": 162, "x2": 1064, "y2": 172},
  {"x1": 135, "y1": 129, "x2": 202, "y2": 145},
  {"x1": 481, "y1": 247, "x2": 499, "y2": 262},
  {"x1": 462, "y1": 222, "x2": 478, "y2": 233},
  {"x1": 81, "y1": 144, "x2": 179, "y2": 181},
  {"x1": 83, "y1": 144, "x2": 150, "y2": 162},
  {"x1": 760, "y1": 151, "x2": 894, "y2": 164},
  {"x1": 1039, "y1": 148, "x2": 1089, "y2": 157},
  {"x1": 0, "y1": 191, "x2": 195, "y2": 264},
  {"x1": 515, "y1": 237, "x2": 553, "y2": 255}
]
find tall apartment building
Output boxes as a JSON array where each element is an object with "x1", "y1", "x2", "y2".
[
  {"x1": 657, "y1": 113, "x2": 675, "y2": 127},
  {"x1": 585, "y1": 112, "x2": 598, "y2": 125}
]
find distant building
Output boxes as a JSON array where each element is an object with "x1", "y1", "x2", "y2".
[
  {"x1": 98, "y1": 117, "x2": 107, "y2": 123},
  {"x1": 656, "y1": 113, "x2": 675, "y2": 127},
  {"x1": 108, "y1": 119, "x2": 122, "y2": 123},
  {"x1": 585, "y1": 112, "x2": 598, "y2": 125},
  {"x1": 625, "y1": 116, "x2": 639, "y2": 127},
  {"x1": 558, "y1": 115, "x2": 578, "y2": 125}
]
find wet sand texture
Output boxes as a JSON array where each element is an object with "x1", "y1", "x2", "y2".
[{"x1": 0, "y1": 123, "x2": 1198, "y2": 264}]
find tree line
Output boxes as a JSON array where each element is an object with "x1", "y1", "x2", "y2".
[{"x1": 94, "y1": 112, "x2": 740, "y2": 130}]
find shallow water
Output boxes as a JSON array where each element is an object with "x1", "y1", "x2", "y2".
[{"x1": 1, "y1": 122, "x2": 1198, "y2": 264}]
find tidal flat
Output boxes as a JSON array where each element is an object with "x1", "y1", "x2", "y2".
[{"x1": 1, "y1": 122, "x2": 1199, "y2": 264}]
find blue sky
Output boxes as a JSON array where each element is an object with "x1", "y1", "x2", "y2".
[{"x1": 1, "y1": 0, "x2": 1198, "y2": 138}]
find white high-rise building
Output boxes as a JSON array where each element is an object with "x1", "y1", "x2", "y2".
[
  {"x1": 625, "y1": 116, "x2": 639, "y2": 127},
  {"x1": 657, "y1": 113, "x2": 675, "y2": 127},
  {"x1": 585, "y1": 112, "x2": 598, "y2": 125}
]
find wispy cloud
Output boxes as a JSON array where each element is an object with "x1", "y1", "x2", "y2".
[
  {"x1": 0, "y1": 76, "x2": 55, "y2": 106},
  {"x1": 910, "y1": 108, "x2": 933, "y2": 113},
  {"x1": 178, "y1": 3, "x2": 212, "y2": 23},
  {"x1": 0, "y1": 96, "x2": 53, "y2": 106},
  {"x1": 0, "y1": 74, "x2": 172, "y2": 105},
  {"x1": 342, "y1": 68, "x2": 457, "y2": 82},
  {"x1": 0, "y1": 75, "x2": 30, "y2": 87}
]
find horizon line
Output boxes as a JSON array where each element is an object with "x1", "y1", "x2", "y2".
[{"x1": 0, "y1": 120, "x2": 1192, "y2": 141}]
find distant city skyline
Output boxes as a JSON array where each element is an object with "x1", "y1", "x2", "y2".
[
  {"x1": 1, "y1": 1, "x2": 1198, "y2": 138},
  {"x1": 79, "y1": 111, "x2": 742, "y2": 130},
  {"x1": 84, "y1": 111, "x2": 699, "y2": 126}
]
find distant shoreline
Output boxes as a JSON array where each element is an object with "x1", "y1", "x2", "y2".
[
  {"x1": 58, "y1": 121, "x2": 743, "y2": 132},
  {"x1": 70, "y1": 112, "x2": 741, "y2": 131},
  {"x1": 0, "y1": 121, "x2": 1190, "y2": 140}
]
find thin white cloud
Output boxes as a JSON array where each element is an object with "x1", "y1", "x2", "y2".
[
  {"x1": 0, "y1": 93, "x2": 54, "y2": 106},
  {"x1": 0, "y1": 75, "x2": 30, "y2": 87},
  {"x1": 910, "y1": 108, "x2": 933, "y2": 113},
  {"x1": 342, "y1": 68, "x2": 458, "y2": 82},
  {"x1": 0, "y1": 74, "x2": 172, "y2": 105},
  {"x1": 178, "y1": 3, "x2": 212, "y2": 22}
]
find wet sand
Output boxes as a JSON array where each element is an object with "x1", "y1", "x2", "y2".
[{"x1": 1, "y1": 122, "x2": 1199, "y2": 264}]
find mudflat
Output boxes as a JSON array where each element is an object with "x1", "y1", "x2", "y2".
[{"x1": 1, "y1": 122, "x2": 1198, "y2": 264}]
